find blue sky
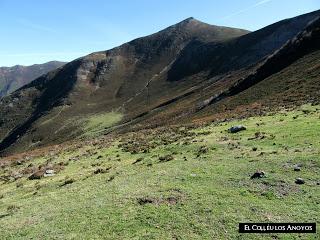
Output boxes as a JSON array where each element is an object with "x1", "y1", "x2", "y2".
[{"x1": 0, "y1": 0, "x2": 319, "y2": 66}]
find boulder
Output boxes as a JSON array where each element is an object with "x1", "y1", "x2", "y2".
[
  {"x1": 44, "y1": 169, "x2": 55, "y2": 177},
  {"x1": 228, "y1": 125, "x2": 246, "y2": 133},
  {"x1": 295, "y1": 178, "x2": 305, "y2": 184},
  {"x1": 250, "y1": 170, "x2": 265, "y2": 179},
  {"x1": 293, "y1": 166, "x2": 301, "y2": 171}
]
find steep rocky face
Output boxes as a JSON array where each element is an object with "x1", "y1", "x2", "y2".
[
  {"x1": 74, "y1": 18, "x2": 250, "y2": 102},
  {"x1": 196, "y1": 16, "x2": 320, "y2": 110},
  {"x1": 136, "y1": 15, "x2": 320, "y2": 127},
  {"x1": 226, "y1": 16, "x2": 320, "y2": 96},
  {"x1": 0, "y1": 61, "x2": 65, "y2": 97},
  {"x1": 167, "y1": 10, "x2": 320, "y2": 81}
]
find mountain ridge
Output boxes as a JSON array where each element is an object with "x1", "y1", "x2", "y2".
[
  {"x1": 0, "y1": 10, "x2": 319, "y2": 154},
  {"x1": 0, "y1": 61, "x2": 66, "y2": 98}
]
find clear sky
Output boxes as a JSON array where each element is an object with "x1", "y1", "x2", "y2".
[{"x1": 0, "y1": 0, "x2": 319, "y2": 66}]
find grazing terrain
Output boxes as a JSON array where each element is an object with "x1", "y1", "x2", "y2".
[
  {"x1": 0, "y1": 61, "x2": 65, "y2": 97},
  {"x1": 0, "y1": 9, "x2": 319, "y2": 240},
  {"x1": 0, "y1": 105, "x2": 319, "y2": 239}
]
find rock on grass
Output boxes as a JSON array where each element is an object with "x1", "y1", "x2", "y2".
[
  {"x1": 159, "y1": 155, "x2": 174, "y2": 162},
  {"x1": 250, "y1": 170, "x2": 266, "y2": 179},
  {"x1": 228, "y1": 125, "x2": 246, "y2": 133},
  {"x1": 295, "y1": 178, "x2": 305, "y2": 184}
]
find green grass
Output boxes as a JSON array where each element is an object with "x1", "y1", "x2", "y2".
[
  {"x1": 81, "y1": 111, "x2": 123, "y2": 137},
  {"x1": 0, "y1": 105, "x2": 319, "y2": 239}
]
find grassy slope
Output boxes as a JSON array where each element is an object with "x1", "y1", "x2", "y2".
[
  {"x1": 81, "y1": 112, "x2": 123, "y2": 137},
  {"x1": 191, "y1": 49, "x2": 320, "y2": 124},
  {"x1": 0, "y1": 105, "x2": 319, "y2": 239}
]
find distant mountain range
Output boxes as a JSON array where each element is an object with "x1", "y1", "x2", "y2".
[
  {"x1": 0, "y1": 61, "x2": 65, "y2": 97},
  {"x1": 0, "y1": 10, "x2": 319, "y2": 154}
]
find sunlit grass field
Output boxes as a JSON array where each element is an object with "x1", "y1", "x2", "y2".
[{"x1": 0, "y1": 105, "x2": 319, "y2": 239}]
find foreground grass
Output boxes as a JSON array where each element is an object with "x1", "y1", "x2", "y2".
[{"x1": 0, "y1": 105, "x2": 319, "y2": 239}]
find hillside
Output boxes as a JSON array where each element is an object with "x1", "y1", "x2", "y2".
[
  {"x1": 0, "y1": 105, "x2": 319, "y2": 239},
  {"x1": 0, "y1": 18, "x2": 249, "y2": 154},
  {"x1": 142, "y1": 15, "x2": 320, "y2": 126},
  {"x1": 0, "y1": 10, "x2": 319, "y2": 155},
  {"x1": 0, "y1": 8, "x2": 319, "y2": 240},
  {"x1": 0, "y1": 61, "x2": 65, "y2": 97}
]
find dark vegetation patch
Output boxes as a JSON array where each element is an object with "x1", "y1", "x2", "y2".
[
  {"x1": 196, "y1": 145, "x2": 209, "y2": 157},
  {"x1": 137, "y1": 188, "x2": 186, "y2": 206},
  {"x1": 60, "y1": 178, "x2": 74, "y2": 187},
  {"x1": 132, "y1": 158, "x2": 143, "y2": 165},
  {"x1": 248, "y1": 131, "x2": 275, "y2": 140},
  {"x1": 0, "y1": 213, "x2": 11, "y2": 219},
  {"x1": 118, "y1": 127, "x2": 196, "y2": 154},
  {"x1": 137, "y1": 196, "x2": 182, "y2": 206},
  {"x1": 7, "y1": 205, "x2": 20, "y2": 214},
  {"x1": 227, "y1": 141, "x2": 240, "y2": 150},
  {"x1": 93, "y1": 167, "x2": 111, "y2": 174},
  {"x1": 159, "y1": 155, "x2": 174, "y2": 162},
  {"x1": 198, "y1": 145, "x2": 208, "y2": 154},
  {"x1": 107, "y1": 175, "x2": 115, "y2": 182},
  {"x1": 259, "y1": 180, "x2": 300, "y2": 198}
]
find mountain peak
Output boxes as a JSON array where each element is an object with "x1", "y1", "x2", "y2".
[
  {"x1": 182, "y1": 17, "x2": 195, "y2": 22},
  {"x1": 175, "y1": 17, "x2": 204, "y2": 26}
]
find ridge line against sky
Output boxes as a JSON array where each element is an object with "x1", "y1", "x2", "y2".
[{"x1": 0, "y1": 0, "x2": 319, "y2": 67}]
